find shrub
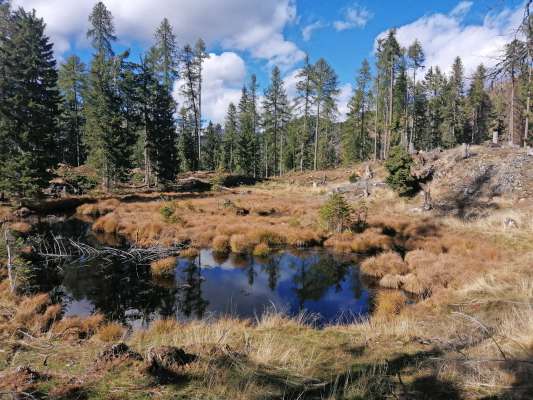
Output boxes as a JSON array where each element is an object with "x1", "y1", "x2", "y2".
[
  {"x1": 384, "y1": 146, "x2": 419, "y2": 197},
  {"x1": 348, "y1": 173, "x2": 359, "y2": 183},
  {"x1": 159, "y1": 203, "x2": 175, "y2": 221},
  {"x1": 319, "y1": 193, "x2": 353, "y2": 233}
]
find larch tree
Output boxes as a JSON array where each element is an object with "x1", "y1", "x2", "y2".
[
  {"x1": 295, "y1": 54, "x2": 315, "y2": 171},
  {"x1": 310, "y1": 58, "x2": 339, "y2": 170},
  {"x1": 0, "y1": 8, "x2": 60, "y2": 197},
  {"x1": 407, "y1": 39, "x2": 425, "y2": 149}
]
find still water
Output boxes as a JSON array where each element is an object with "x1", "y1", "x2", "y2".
[{"x1": 31, "y1": 218, "x2": 372, "y2": 327}]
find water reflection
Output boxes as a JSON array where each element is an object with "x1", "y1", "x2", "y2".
[{"x1": 32, "y1": 239, "x2": 371, "y2": 326}]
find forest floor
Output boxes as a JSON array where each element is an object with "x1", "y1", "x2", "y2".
[{"x1": 1, "y1": 144, "x2": 533, "y2": 399}]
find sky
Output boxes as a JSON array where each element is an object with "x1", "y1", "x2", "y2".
[{"x1": 11, "y1": 0, "x2": 527, "y2": 123}]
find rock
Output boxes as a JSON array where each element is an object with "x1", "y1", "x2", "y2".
[{"x1": 503, "y1": 218, "x2": 519, "y2": 229}]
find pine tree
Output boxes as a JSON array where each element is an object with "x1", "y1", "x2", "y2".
[
  {"x1": 262, "y1": 66, "x2": 290, "y2": 176},
  {"x1": 180, "y1": 44, "x2": 200, "y2": 170},
  {"x1": 58, "y1": 55, "x2": 87, "y2": 166},
  {"x1": 0, "y1": 8, "x2": 60, "y2": 197},
  {"x1": 248, "y1": 74, "x2": 260, "y2": 177},
  {"x1": 445, "y1": 57, "x2": 465, "y2": 146}
]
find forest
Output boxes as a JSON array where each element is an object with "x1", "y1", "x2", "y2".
[{"x1": 0, "y1": 1, "x2": 530, "y2": 198}]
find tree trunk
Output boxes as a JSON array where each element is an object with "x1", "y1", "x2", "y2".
[
  {"x1": 525, "y1": 57, "x2": 531, "y2": 147},
  {"x1": 374, "y1": 76, "x2": 380, "y2": 161},
  {"x1": 510, "y1": 74, "x2": 515, "y2": 145},
  {"x1": 314, "y1": 101, "x2": 320, "y2": 170},
  {"x1": 198, "y1": 63, "x2": 202, "y2": 168},
  {"x1": 409, "y1": 68, "x2": 416, "y2": 150}
]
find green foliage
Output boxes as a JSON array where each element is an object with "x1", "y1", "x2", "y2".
[
  {"x1": 319, "y1": 193, "x2": 353, "y2": 233},
  {"x1": 348, "y1": 173, "x2": 359, "y2": 183},
  {"x1": 384, "y1": 146, "x2": 419, "y2": 197},
  {"x1": 0, "y1": 8, "x2": 60, "y2": 198}
]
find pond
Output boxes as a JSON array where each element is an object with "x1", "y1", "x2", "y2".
[{"x1": 28, "y1": 217, "x2": 373, "y2": 327}]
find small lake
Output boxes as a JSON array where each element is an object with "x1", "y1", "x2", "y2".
[{"x1": 29, "y1": 218, "x2": 373, "y2": 327}]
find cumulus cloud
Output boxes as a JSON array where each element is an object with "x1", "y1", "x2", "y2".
[
  {"x1": 13, "y1": 0, "x2": 303, "y2": 67},
  {"x1": 334, "y1": 4, "x2": 373, "y2": 31},
  {"x1": 376, "y1": 1, "x2": 523, "y2": 76},
  {"x1": 173, "y1": 52, "x2": 245, "y2": 124},
  {"x1": 336, "y1": 83, "x2": 353, "y2": 121},
  {"x1": 302, "y1": 21, "x2": 327, "y2": 42}
]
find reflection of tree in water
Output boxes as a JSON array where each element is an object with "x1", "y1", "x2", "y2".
[
  {"x1": 290, "y1": 253, "x2": 350, "y2": 310},
  {"x1": 59, "y1": 259, "x2": 178, "y2": 325},
  {"x1": 176, "y1": 261, "x2": 209, "y2": 318},
  {"x1": 259, "y1": 256, "x2": 281, "y2": 291}
]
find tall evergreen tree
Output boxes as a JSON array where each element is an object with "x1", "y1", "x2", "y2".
[
  {"x1": 446, "y1": 57, "x2": 465, "y2": 146},
  {"x1": 407, "y1": 40, "x2": 425, "y2": 149},
  {"x1": 222, "y1": 103, "x2": 238, "y2": 173},
  {"x1": 58, "y1": 55, "x2": 86, "y2": 166},
  {"x1": 152, "y1": 18, "x2": 178, "y2": 88},
  {"x1": 202, "y1": 121, "x2": 221, "y2": 171},
  {"x1": 236, "y1": 86, "x2": 255, "y2": 175},
  {"x1": 262, "y1": 66, "x2": 290, "y2": 177},
  {"x1": 343, "y1": 59, "x2": 372, "y2": 163},
  {"x1": 178, "y1": 106, "x2": 195, "y2": 172},
  {"x1": 468, "y1": 64, "x2": 491, "y2": 144},
  {"x1": 84, "y1": 2, "x2": 132, "y2": 190},
  {"x1": 0, "y1": 8, "x2": 60, "y2": 197}
]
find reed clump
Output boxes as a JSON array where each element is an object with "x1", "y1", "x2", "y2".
[{"x1": 150, "y1": 257, "x2": 177, "y2": 277}]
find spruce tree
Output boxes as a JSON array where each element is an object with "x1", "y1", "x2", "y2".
[
  {"x1": 236, "y1": 86, "x2": 255, "y2": 175},
  {"x1": 407, "y1": 40, "x2": 425, "y2": 149},
  {"x1": 0, "y1": 8, "x2": 60, "y2": 197},
  {"x1": 295, "y1": 54, "x2": 315, "y2": 170},
  {"x1": 222, "y1": 103, "x2": 238, "y2": 173},
  {"x1": 262, "y1": 66, "x2": 290, "y2": 176},
  {"x1": 84, "y1": 2, "x2": 132, "y2": 190},
  {"x1": 178, "y1": 107, "x2": 195, "y2": 172},
  {"x1": 468, "y1": 64, "x2": 491, "y2": 144},
  {"x1": 58, "y1": 55, "x2": 87, "y2": 166},
  {"x1": 343, "y1": 59, "x2": 372, "y2": 163},
  {"x1": 202, "y1": 121, "x2": 221, "y2": 171}
]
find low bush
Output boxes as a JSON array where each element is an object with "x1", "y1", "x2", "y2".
[{"x1": 319, "y1": 193, "x2": 353, "y2": 233}]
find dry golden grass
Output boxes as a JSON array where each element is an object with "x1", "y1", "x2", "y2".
[
  {"x1": 230, "y1": 234, "x2": 251, "y2": 254},
  {"x1": 360, "y1": 251, "x2": 408, "y2": 279},
  {"x1": 96, "y1": 322, "x2": 125, "y2": 342},
  {"x1": 253, "y1": 242, "x2": 271, "y2": 257},
  {"x1": 150, "y1": 257, "x2": 177, "y2": 277},
  {"x1": 374, "y1": 290, "x2": 407, "y2": 318},
  {"x1": 181, "y1": 247, "x2": 199, "y2": 258},
  {"x1": 9, "y1": 222, "x2": 32, "y2": 234},
  {"x1": 212, "y1": 235, "x2": 230, "y2": 253}
]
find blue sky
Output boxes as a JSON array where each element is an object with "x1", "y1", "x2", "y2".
[{"x1": 13, "y1": 0, "x2": 527, "y2": 122}]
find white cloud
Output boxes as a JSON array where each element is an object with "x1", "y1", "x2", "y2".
[
  {"x1": 13, "y1": 0, "x2": 303, "y2": 67},
  {"x1": 336, "y1": 83, "x2": 352, "y2": 121},
  {"x1": 376, "y1": 1, "x2": 523, "y2": 76},
  {"x1": 334, "y1": 4, "x2": 373, "y2": 31},
  {"x1": 302, "y1": 21, "x2": 326, "y2": 42},
  {"x1": 173, "y1": 52, "x2": 245, "y2": 124}
]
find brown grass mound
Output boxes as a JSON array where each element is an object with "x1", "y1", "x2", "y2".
[
  {"x1": 96, "y1": 322, "x2": 125, "y2": 342},
  {"x1": 360, "y1": 251, "x2": 408, "y2": 279},
  {"x1": 212, "y1": 235, "x2": 230, "y2": 253},
  {"x1": 181, "y1": 247, "x2": 199, "y2": 258},
  {"x1": 253, "y1": 243, "x2": 272, "y2": 257},
  {"x1": 350, "y1": 229, "x2": 393, "y2": 253},
  {"x1": 230, "y1": 234, "x2": 252, "y2": 254},
  {"x1": 379, "y1": 274, "x2": 404, "y2": 289},
  {"x1": 374, "y1": 291, "x2": 407, "y2": 319},
  {"x1": 151, "y1": 257, "x2": 177, "y2": 277}
]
